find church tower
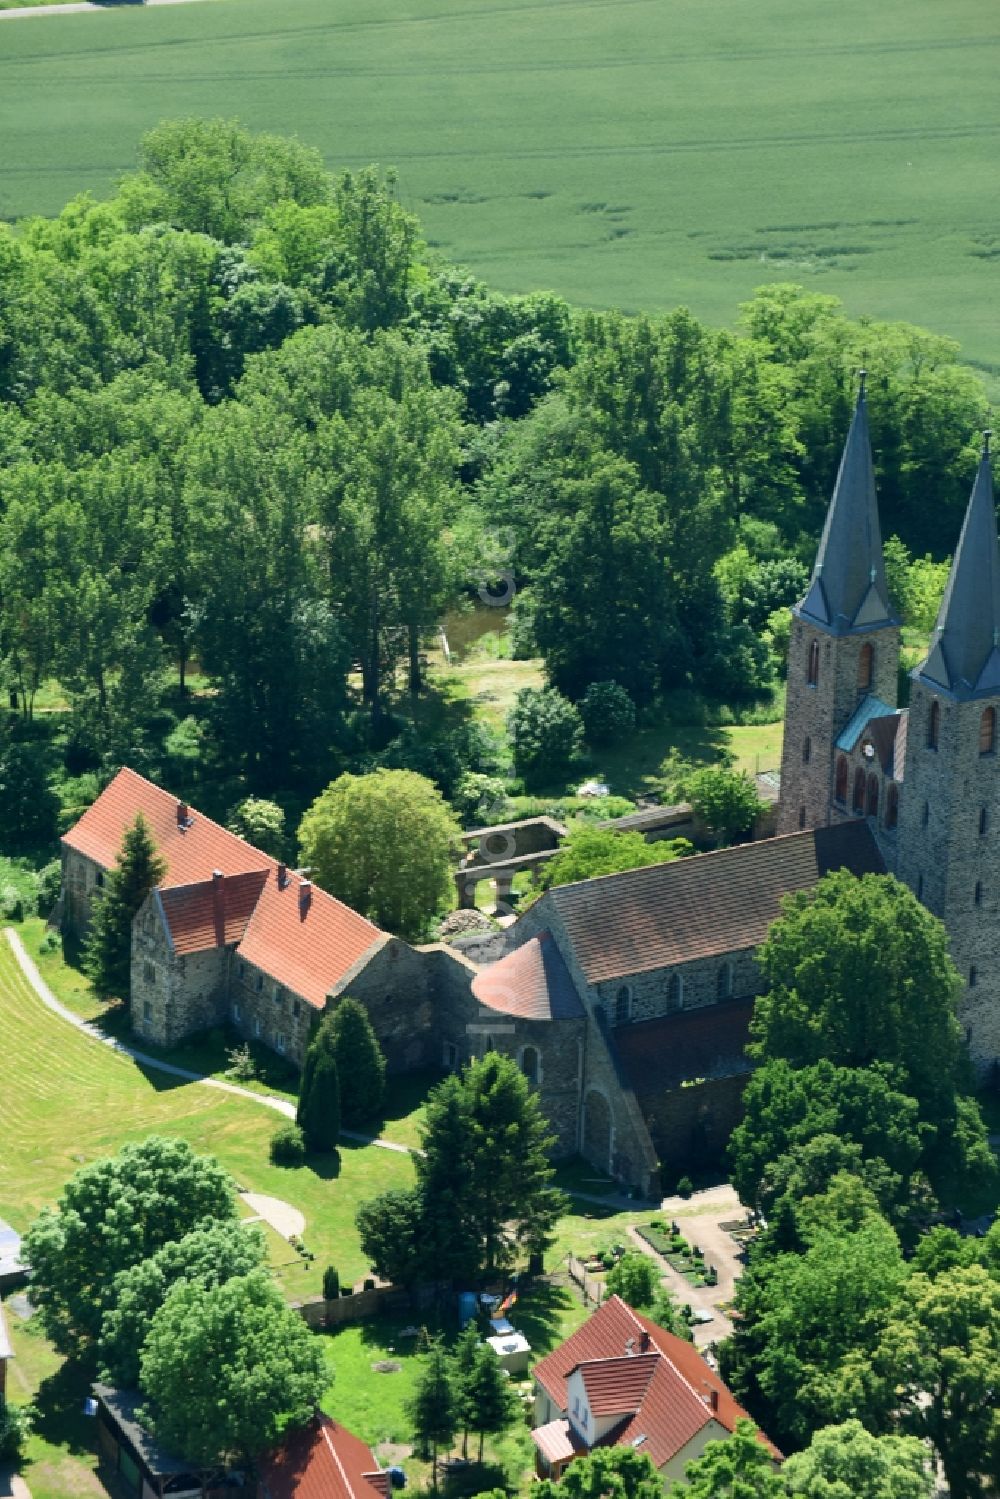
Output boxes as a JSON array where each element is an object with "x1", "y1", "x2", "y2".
[
  {"x1": 778, "y1": 377, "x2": 900, "y2": 834},
  {"x1": 897, "y1": 434, "x2": 1000, "y2": 1072}
]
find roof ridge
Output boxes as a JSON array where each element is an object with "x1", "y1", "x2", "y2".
[{"x1": 548, "y1": 825, "x2": 852, "y2": 899}]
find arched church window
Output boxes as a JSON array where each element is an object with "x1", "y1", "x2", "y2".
[
  {"x1": 852, "y1": 767, "x2": 866, "y2": 815},
  {"x1": 974, "y1": 881, "x2": 983, "y2": 907},
  {"x1": 798, "y1": 805, "x2": 806, "y2": 829},
  {"x1": 885, "y1": 783, "x2": 898, "y2": 830},
  {"x1": 969, "y1": 965, "x2": 978, "y2": 988},
  {"x1": 717, "y1": 963, "x2": 734, "y2": 1001},
  {"x1": 923, "y1": 801, "x2": 930, "y2": 828},
  {"x1": 980, "y1": 806, "x2": 988, "y2": 836},
  {"x1": 520, "y1": 1046, "x2": 539, "y2": 1085},
  {"x1": 867, "y1": 774, "x2": 879, "y2": 818},
  {"x1": 802, "y1": 736, "x2": 811, "y2": 764},
  {"x1": 979, "y1": 707, "x2": 996, "y2": 756},
  {"x1": 835, "y1": 756, "x2": 849, "y2": 804},
  {"x1": 614, "y1": 986, "x2": 631, "y2": 1026},
  {"x1": 858, "y1": 643, "x2": 874, "y2": 691},
  {"x1": 927, "y1": 700, "x2": 940, "y2": 750},
  {"x1": 807, "y1": 639, "x2": 820, "y2": 686},
  {"x1": 667, "y1": 973, "x2": 683, "y2": 1010}
]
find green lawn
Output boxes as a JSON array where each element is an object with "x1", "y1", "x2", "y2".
[{"x1": 1, "y1": 0, "x2": 998, "y2": 387}]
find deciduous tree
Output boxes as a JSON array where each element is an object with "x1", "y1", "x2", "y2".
[
  {"x1": 298, "y1": 769, "x2": 459, "y2": 940},
  {"x1": 24, "y1": 1137, "x2": 234, "y2": 1355},
  {"x1": 140, "y1": 1269, "x2": 326, "y2": 1467},
  {"x1": 781, "y1": 1419, "x2": 933, "y2": 1499}
]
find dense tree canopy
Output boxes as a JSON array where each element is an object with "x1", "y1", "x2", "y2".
[
  {"x1": 298, "y1": 769, "x2": 459, "y2": 939},
  {"x1": 24, "y1": 1136, "x2": 235, "y2": 1355},
  {"x1": 140, "y1": 1269, "x2": 327, "y2": 1467}
]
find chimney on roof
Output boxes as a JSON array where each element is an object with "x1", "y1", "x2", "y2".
[
  {"x1": 639, "y1": 1330, "x2": 650, "y2": 1353},
  {"x1": 625, "y1": 1337, "x2": 635, "y2": 1358},
  {"x1": 211, "y1": 870, "x2": 224, "y2": 944},
  {"x1": 705, "y1": 1387, "x2": 719, "y2": 1414},
  {"x1": 277, "y1": 862, "x2": 287, "y2": 890},
  {"x1": 299, "y1": 879, "x2": 312, "y2": 918},
  {"x1": 177, "y1": 800, "x2": 189, "y2": 828}
]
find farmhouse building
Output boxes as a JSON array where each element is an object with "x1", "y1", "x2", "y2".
[
  {"x1": 60, "y1": 395, "x2": 999, "y2": 1189},
  {"x1": 530, "y1": 1295, "x2": 779, "y2": 1483}
]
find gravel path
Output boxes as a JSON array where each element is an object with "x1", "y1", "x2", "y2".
[
  {"x1": 626, "y1": 1183, "x2": 749, "y2": 1348},
  {"x1": 3, "y1": 927, "x2": 412, "y2": 1156}
]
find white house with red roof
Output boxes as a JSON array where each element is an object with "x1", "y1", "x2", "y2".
[{"x1": 530, "y1": 1296, "x2": 779, "y2": 1484}]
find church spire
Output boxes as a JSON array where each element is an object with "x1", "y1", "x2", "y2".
[
  {"x1": 797, "y1": 372, "x2": 896, "y2": 635},
  {"x1": 918, "y1": 433, "x2": 1000, "y2": 699}
]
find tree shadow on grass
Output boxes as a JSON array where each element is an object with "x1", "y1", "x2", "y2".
[
  {"x1": 303, "y1": 1149, "x2": 341, "y2": 1182},
  {"x1": 30, "y1": 1357, "x2": 100, "y2": 1458},
  {"x1": 509, "y1": 1277, "x2": 576, "y2": 1357}
]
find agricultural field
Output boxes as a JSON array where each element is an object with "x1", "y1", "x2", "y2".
[{"x1": 0, "y1": 0, "x2": 998, "y2": 384}]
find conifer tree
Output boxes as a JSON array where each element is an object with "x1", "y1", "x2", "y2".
[
  {"x1": 327, "y1": 996, "x2": 386, "y2": 1125},
  {"x1": 407, "y1": 1337, "x2": 457, "y2": 1490},
  {"x1": 465, "y1": 1341, "x2": 520, "y2": 1461},
  {"x1": 296, "y1": 1016, "x2": 341, "y2": 1152},
  {"x1": 452, "y1": 1322, "x2": 481, "y2": 1459},
  {"x1": 84, "y1": 813, "x2": 166, "y2": 1006}
]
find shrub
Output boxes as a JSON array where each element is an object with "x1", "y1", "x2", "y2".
[
  {"x1": 507, "y1": 589, "x2": 538, "y2": 659},
  {"x1": 36, "y1": 859, "x2": 62, "y2": 917},
  {"x1": 269, "y1": 1124, "x2": 306, "y2": 1167},
  {"x1": 579, "y1": 681, "x2": 637, "y2": 746},
  {"x1": 676, "y1": 1175, "x2": 694, "y2": 1199},
  {"x1": 452, "y1": 772, "x2": 510, "y2": 827},
  {"x1": 605, "y1": 1251, "x2": 658, "y2": 1308},
  {"x1": 225, "y1": 1042, "x2": 256, "y2": 1081},
  {"x1": 322, "y1": 1265, "x2": 340, "y2": 1300},
  {"x1": 507, "y1": 686, "x2": 584, "y2": 789},
  {"x1": 0, "y1": 884, "x2": 24, "y2": 922},
  {"x1": 0, "y1": 1399, "x2": 34, "y2": 1462}
]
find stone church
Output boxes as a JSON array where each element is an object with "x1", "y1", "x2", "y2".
[{"x1": 60, "y1": 392, "x2": 997, "y2": 1191}]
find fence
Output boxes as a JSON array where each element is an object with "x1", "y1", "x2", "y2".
[{"x1": 565, "y1": 1255, "x2": 606, "y2": 1308}]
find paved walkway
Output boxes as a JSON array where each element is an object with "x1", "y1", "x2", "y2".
[
  {"x1": 1, "y1": 0, "x2": 212, "y2": 19},
  {"x1": 626, "y1": 1184, "x2": 748, "y2": 1348},
  {"x1": 239, "y1": 1191, "x2": 305, "y2": 1241},
  {"x1": 3, "y1": 928, "x2": 411, "y2": 1156}
]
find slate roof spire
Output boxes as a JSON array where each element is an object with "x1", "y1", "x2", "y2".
[
  {"x1": 917, "y1": 432, "x2": 1000, "y2": 699},
  {"x1": 796, "y1": 372, "x2": 896, "y2": 635}
]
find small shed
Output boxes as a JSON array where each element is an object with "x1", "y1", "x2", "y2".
[
  {"x1": 93, "y1": 1384, "x2": 209, "y2": 1498},
  {"x1": 487, "y1": 1331, "x2": 531, "y2": 1375}
]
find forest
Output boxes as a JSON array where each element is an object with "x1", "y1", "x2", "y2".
[{"x1": 0, "y1": 117, "x2": 989, "y2": 854}]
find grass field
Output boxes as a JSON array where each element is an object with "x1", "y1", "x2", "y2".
[{"x1": 1, "y1": 0, "x2": 998, "y2": 384}]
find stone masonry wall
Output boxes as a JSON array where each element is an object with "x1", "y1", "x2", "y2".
[
  {"x1": 330, "y1": 938, "x2": 436, "y2": 1073},
  {"x1": 229, "y1": 955, "x2": 315, "y2": 1066},
  {"x1": 61, "y1": 847, "x2": 104, "y2": 938},
  {"x1": 898, "y1": 680, "x2": 1000, "y2": 1073},
  {"x1": 131, "y1": 895, "x2": 228, "y2": 1048},
  {"x1": 778, "y1": 616, "x2": 899, "y2": 835},
  {"x1": 592, "y1": 948, "x2": 762, "y2": 1027},
  {"x1": 638, "y1": 1073, "x2": 750, "y2": 1179}
]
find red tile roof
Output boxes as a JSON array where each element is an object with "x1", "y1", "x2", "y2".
[
  {"x1": 532, "y1": 1297, "x2": 779, "y2": 1468},
  {"x1": 579, "y1": 1354, "x2": 658, "y2": 1414},
  {"x1": 259, "y1": 1415, "x2": 386, "y2": 1499},
  {"x1": 65, "y1": 768, "x2": 384, "y2": 1008},
  {"x1": 547, "y1": 824, "x2": 884, "y2": 983},
  {"x1": 62, "y1": 768, "x2": 270, "y2": 888},
  {"x1": 471, "y1": 930, "x2": 584, "y2": 1021},
  {"x1": 532, "y1": 1419, "x2": 587, "y2": 1466},
  {"x1": 158, "y1": 871, "x2": 269, "y2": 956},
  {"x1": 236, "y1": 871, "x2": 383, "y2": 1010},
  {"x1": 613, "y1": 997, "x2": 756, "y2": 1095}
]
